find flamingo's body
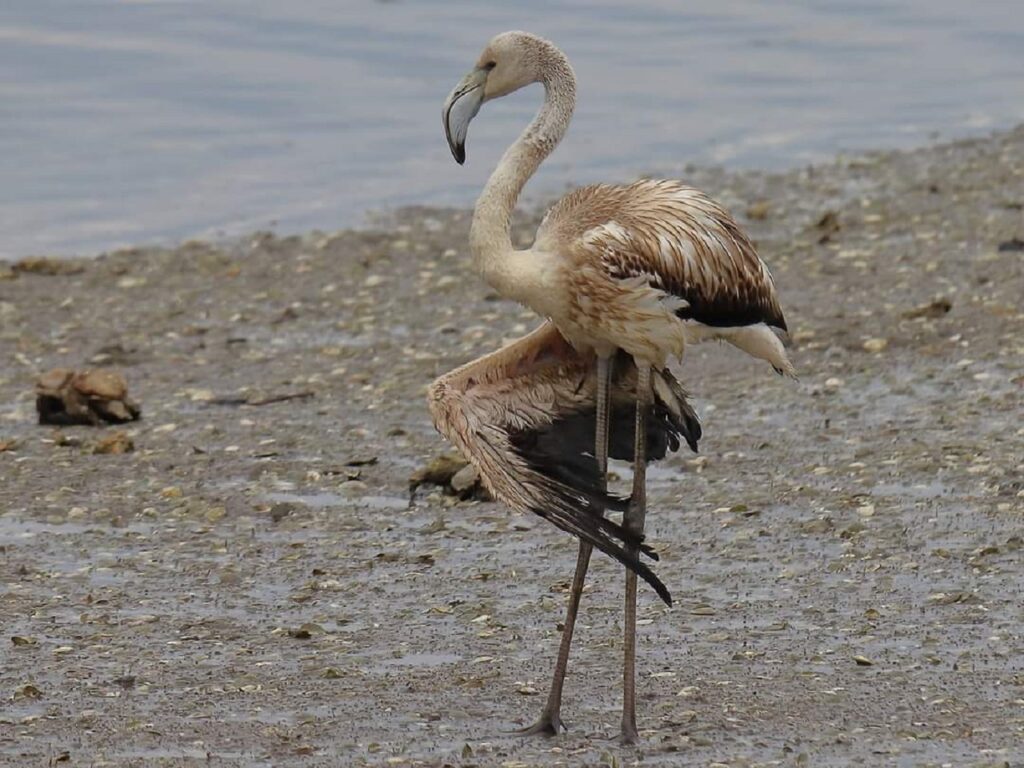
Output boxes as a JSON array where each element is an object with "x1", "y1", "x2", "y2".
[
  {"x1": 533, "y1": 179, "x2": 792, "y2": 371},
  {"x1": 438, "y1": 30, "x2": 793, "y2": 741}
]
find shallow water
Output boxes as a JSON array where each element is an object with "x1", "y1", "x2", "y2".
[{"x1": 1, "y1": 0, "x2": 1022, "y2": 258}]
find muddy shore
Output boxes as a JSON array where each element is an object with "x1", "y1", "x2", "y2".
[{"x1": 2, "y1": 127, "x2": 1023, "y2": 767}]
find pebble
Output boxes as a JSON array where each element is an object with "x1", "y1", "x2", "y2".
[
  {"x1": 450, "y1": 463, "x2": 481, "y2": 495},
  {"x1": 339, "y1": 480, "x2": 369, "y2": 495}
]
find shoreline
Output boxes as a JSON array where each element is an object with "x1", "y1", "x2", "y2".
[
  {"x1": 2, "y1": 122, "x2": 1021, "y2": 265},
  {"x1": 2, "y1": 125, "x2": 1022, "y2": 765}
]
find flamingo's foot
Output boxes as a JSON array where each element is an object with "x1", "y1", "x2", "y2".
[
  {"x1": 512, "y1": 708, "x2": 565, "y2": 737},
  {"x1": 618, "y1": 720, "x2": 639, "y2": 745}
]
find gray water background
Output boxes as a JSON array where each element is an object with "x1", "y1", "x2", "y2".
[{"x1": 1, "y1": 0, "x2": 1022, "y2": 258}]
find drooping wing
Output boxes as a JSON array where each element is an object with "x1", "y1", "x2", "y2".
[
  {"x1": 427, "y1": 322, "x2": 700, "y2": 606},
  {"x1": 537, "y1": 179, "x2": 788, "y2": 331}
]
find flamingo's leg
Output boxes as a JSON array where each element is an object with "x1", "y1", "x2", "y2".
[
  {"x1": 620, "y1": 362, "x2": 651, "y2": 745},
  {"x1": 517, "y1": 354, "x2": 613, "y2": 736}
]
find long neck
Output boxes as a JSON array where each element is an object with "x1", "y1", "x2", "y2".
[{"x1": 470, "y1": 52, "x2": 575, "y2": 271}]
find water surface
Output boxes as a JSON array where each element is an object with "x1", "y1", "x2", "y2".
[{"x1": 1, "y1": 0, "x2": 1022, "y2": 258}]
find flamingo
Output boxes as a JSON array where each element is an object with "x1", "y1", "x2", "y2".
[{"x1": 441, "y1": 30, "x2": 793, "y2": 742}]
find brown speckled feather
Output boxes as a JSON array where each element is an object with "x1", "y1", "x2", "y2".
[
  {"x1": 428, "y1": 321, "x2": 701, "y2": 605},
  {"x1": 534, "y1": 180, "x2": 787, "y2": 361}
]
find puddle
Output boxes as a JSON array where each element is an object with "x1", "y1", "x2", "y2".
[
  {"x1": 265, "y1": 491, "x2": 409, "y2": 510},
  {"x1": 375, "y1": 651, "x2": 461, "y2": 669}
]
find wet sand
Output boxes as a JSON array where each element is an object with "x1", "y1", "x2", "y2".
[{"x1": 1, "y1": 126, "x2": 1023, "y2": 767}]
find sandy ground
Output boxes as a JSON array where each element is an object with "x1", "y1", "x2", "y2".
[{"x1": 1, "y1": 126, "x2": 1023, "y2": 768}]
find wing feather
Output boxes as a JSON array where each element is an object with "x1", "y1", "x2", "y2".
[{"x1": 428, "y1": 323, "x2": 700, "y2": 606}]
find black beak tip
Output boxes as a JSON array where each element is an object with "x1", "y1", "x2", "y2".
[{"x1": 452, "y1": 144, "x2": 466, "y2": 165}]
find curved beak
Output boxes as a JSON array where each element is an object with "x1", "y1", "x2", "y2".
[{"x1": 442, "y1": 67, "x2": 488, "y2": 165}]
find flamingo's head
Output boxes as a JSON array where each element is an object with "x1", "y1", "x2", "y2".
[{"x1": 442, "y1": 31, "x2": 562, "y2": 165}]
